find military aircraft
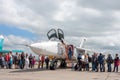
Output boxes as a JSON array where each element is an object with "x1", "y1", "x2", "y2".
[{"x1": 27, "y1": 28, "x2": 93, "y2": 69}]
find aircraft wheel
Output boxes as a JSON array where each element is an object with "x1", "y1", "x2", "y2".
[
  {"x1": 50, "y1": 61, "x2": 56, "y2": 70},
  {"x1": 60, "y1": 59, "x2": 66, "y2": 68}
]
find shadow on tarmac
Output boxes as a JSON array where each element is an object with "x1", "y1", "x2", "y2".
[{"x1": 10, "y1": 68, "x2": 49, "y2": 73}]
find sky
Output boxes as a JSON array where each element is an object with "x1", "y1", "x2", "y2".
[{"x1": 0, "y1": 0, "x2": 120, "y2": 56}]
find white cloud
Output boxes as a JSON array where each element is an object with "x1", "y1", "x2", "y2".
[
  {"x1": 53, "y1": 0, "x2": 77, "y2": 21},
  {"x1": 3, "y1": 35, "x2": 33, "y2": 54},
  {"x1": 83, "y1": 7, "x2": 102, "y2": 17},
  {"x1": 0, "y1": 0, "x2": 48, "y2": 34},
  {"x1": 4, "y1": 35, "x2": 33, "y2": 45},
  {"x1": 53, "y1": 0, "x2": 102, "y2": 22}
]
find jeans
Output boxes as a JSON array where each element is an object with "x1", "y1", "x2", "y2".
[
  {"x1": 113, "y1": 66, "x2": 118, "y2": 72},
  {"x1": 5, "y1": 61, "x2": 9, "y2": 69},
  {"x1": 85, "y1": 63, "x2": 89, "y2": 71},
  {"x1": 99, "y1": 63, "x2": 105, "y2": 72},
  {"x1": 92, "y1": 63, "x2": 96, "y2": 71},
  {"x1": 107, "y1": 63, "x2": 112, "y2": 72}
]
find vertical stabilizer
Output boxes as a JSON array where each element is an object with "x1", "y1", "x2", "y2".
[
  {"x1": 79, "y1": 38, "x2": 86, "y2": 48},
  {"x1": 0, "y1": 35, "x2": 4, "y2": 50}
]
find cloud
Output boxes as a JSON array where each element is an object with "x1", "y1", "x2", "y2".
[
  {"x1": 0, "y1": 0, "x2": 120, "y2": 54},
  {"x1": 3, "y1": 35, "x2": 33, "y2": 53},
  {"x1": 0, "y1": 0, "x2": 48, "y2": 35},
  {"x1": 53, "y1": 0, "x2": 102, "y2": 22},
  {"x1": 76, "y1": 0, "x2": 120, "y2": 10}
]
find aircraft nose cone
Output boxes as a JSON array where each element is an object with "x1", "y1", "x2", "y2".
[
  {"x1": 30, "y1": 43, "x2": 40, "y2": 48},
  {"x1": 29, "y1": 42, "x2": 58, "y2": 56},
  {"x1": 30, "y1": 44, "x2": 36, "y2": 48}
]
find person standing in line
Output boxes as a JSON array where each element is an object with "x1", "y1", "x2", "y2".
[
  {"x1": 45, "y1": 56, "x2": 49, "y2": 69},
  {"x1": 87, "y1": 54, "x2": 91, "y2": 71},
  {"x1": 84, "y1": 54, "x2": 89, "y2": 71},
  {"x1": 41, "y1": 55, "x2": 45, "y2": 69},
  {"x1": 38, "y1": 55, "x2": 41, "y2": 69},
  {"x1": 103, "y1": 55, "x2": 106, "y2": 72},
  {"x1": 29, "y1": 54, "x2": 33, "y2": 68},
  {"x1": 21, "y1": 52, "x2": 25, "y2": 69},
  {"x1": 106, "y1": 54, "x2": 113, "y2": 72},
  {"x1": 113, "y1": 54, "x2": 119, "y2": 72},
  {"x1": 32, "y1": 56, "x2": 36, "y2": 68},
  {"x1": 98, "y1": 53, "x2": 104, "y2": 72},
  {"x1": 9, "y1": 51, "x2": 13, "y2": 69},
  {"x1": 9, "y1": 52, "x2": 13, "y2": 69},
  {"x1": 77, "y1": 53, "x2": 82, "y2": 71},
  {"x1": 91, "y1": 54, "x2": 95, "y2": 71},
  {"x1": 18, "y1": 54, "x2": 21, "y2": 69},
  {"x1": 14, "y1": 52, "x2": 19, "y2": 69},
  {"x1": 92, "y1": 53, "x2": 98, "y2": 72},
  {"x1": 25, "y1": 53, "x2": 29, "y2": 69},
  {"x1": 0, "y1": 53, "x2": 2, "y2": 68},
  {"x1": 5, "y1": 53, "x2": 10, "y2": 69},
  {"x1": 94, "y1": 53, "x2": 98, "y2": 72},
  {"x1": 1, "y1": 55, "x2": 5, "y2": 68}
]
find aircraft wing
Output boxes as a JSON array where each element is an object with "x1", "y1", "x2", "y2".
[
  {"x1": 75, "y1": 47, "x2": 94, "y2": 55},
  {"x1": 76, "y1": 47, "x2": 92, "y2": 52}
]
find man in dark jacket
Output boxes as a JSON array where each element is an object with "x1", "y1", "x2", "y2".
[
  {"x1": 77, "y1": 54, "x2": 82, "y2": 71},
  {"x1": 106, "y1": 54, "x2": 113, "y2": 72},
  {"x1": 45, "y1": 56, "x2": 49, "y2": 69},
  {"x1": 21, "y1": 52, "x2": 25, "y2": 69},
  {"x1": 92, "y1": 53, "x2": 98, "y2": 72},
  {"x1": 98, "y1": 53, "x2": 104, "y2": 72}
]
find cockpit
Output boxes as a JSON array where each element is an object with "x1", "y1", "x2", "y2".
[{"x1": 47, "y1": 28, "x2": 64, "y2": 41}]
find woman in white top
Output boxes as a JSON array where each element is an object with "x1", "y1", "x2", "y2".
[
  {"x1": 84, "y1": 54, "x2": 89, "y2": 71},
  {"x1": 38, "y1": 55, "x2": 41, "y2": 69},
  {"x1": 1, "y1": 56, "x2": 5, "y2": 68},
  {"x1": 25, "y1": 53, "x2": 29, "y2": 69}
]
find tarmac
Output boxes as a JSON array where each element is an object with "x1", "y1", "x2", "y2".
[{"x1": 0, "y1": 68, "x2": 120, "y2": 80}]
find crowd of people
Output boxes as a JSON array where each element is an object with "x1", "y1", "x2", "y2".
[
  {"x1": 75, "y1": 53, "x2": 119, "y2": 72},
  {"x1": 0, "y1": 52, "x2": 50, "y2": 69},
  {"x1": 0, "y1": 51, "x2": 120, "y2": 72}
]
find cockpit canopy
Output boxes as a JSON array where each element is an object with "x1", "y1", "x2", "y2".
[{"x1": 47, "y1": 28, "x2": 64, "y2": 40}]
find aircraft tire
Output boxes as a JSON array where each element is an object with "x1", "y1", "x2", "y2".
[{"x1": 50, "y1": 62, "x2": 56, "y2": 70}]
